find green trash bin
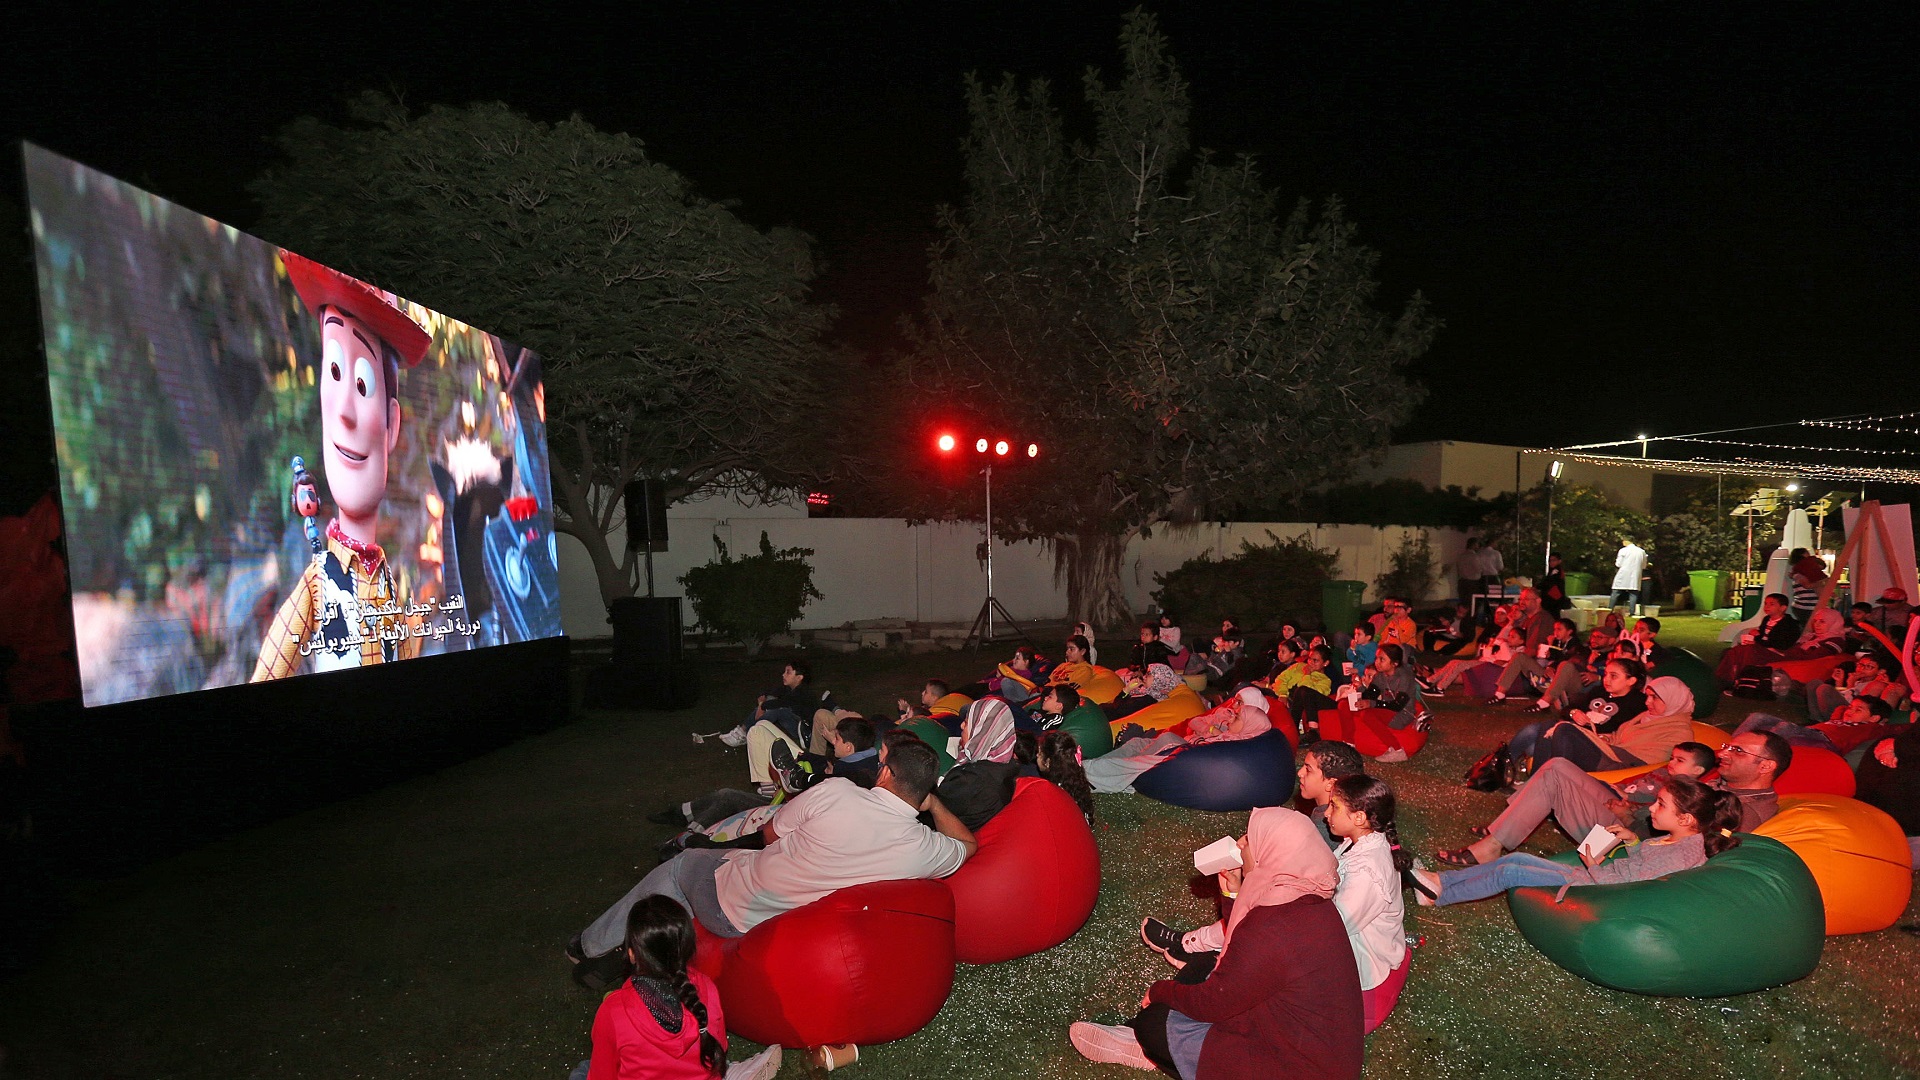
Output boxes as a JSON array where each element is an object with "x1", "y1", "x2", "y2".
[
  {"x1": 1321, "y1": 579, "x2": 1366, "y2": 634},
  {"x1": 1563, "y1": 572, "x2": 1594, "y2": 596},
  {"x1": 1687, "y1": 570, "x2": 1730, "y2": 611}
]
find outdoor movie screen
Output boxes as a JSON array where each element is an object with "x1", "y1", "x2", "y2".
[{"x1": 24, "y1": 144, "x2": 564, "y2": 707}]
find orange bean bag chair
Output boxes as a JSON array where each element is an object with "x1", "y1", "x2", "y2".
[
  {"x1": 944, "y1": 777, "x2": 1099, "y2": 963},
  {"x1": 1077, "y1": 666, "x2": 1126, "y2": 705},
  {"x1": 1775, "y1": 745, "x2": 1858, "y2": 798},
  {"x1": 692, "y1": 879, "x2": 956, "y2": 1047},
  {"x1": 1754, "y1": 794, "x2": 1915, "y2": 934},
  {"x1": 1111, "y1": 684, "x2": 1207, "y2": 736},
  {"x1": 929, "y1": 692, "x2": 974, "y2": 719},
  {"x1": 1591, "y1": 722, "x2": 1729, "y2": 785}
]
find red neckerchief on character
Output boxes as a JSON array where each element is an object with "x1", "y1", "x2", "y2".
[{"x1": 326, "y1": 519, "x2": 387, "y2": 572}]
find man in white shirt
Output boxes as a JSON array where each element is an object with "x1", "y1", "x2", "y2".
[
  {"x1": 573, "y1": 733, "x2": 974, "y2": 964},
  {"x1": 1612, "y1": 536, "x2": 1649, "y2": 613}
]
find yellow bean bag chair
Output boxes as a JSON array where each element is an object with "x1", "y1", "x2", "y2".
[
  {"x1": 1753, "y1": 794, "x2": 1914, "y2": 935},
  {"x1": 1112, "y1": 684, "x2": 1207, "y2": 737},
  {"x1": 929, "y1": 693, "x2": 974, "y2": 719},
  {"x1": 1590, "y1": 722, "x2": 1728, "y2": 786},
  {"x1": 1076, "y1": 667, "x2": 1126, "y2": 705}
]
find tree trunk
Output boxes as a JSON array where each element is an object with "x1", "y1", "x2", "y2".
[
  {"x1": 1052, "y1": 528, "x2": 1138, "y2": 630},
  {"x1": 551, "y1": 478, "x2": 636, "y2": 611}
]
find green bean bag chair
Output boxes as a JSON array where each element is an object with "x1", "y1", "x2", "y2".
[
  {"x1": 900, "y1": 717, "x2": 958, "y2": 774},
  {"x1": 1652, "y1": 647, "x2": 1720, "y2": 719},
  {"x1": 1056, "y1": 703, "x2": 1115, "y2": 759},
  {"x1": 1506, "y1": 835, "x2": 1823, "y2": 996}
]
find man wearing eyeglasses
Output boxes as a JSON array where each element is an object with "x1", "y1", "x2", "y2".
[
  {"x1": 1435, "y1": 729, "x2": 1787, "y2": 867},
  {"x1": 1712, "y1": 730, "x2": 1790, "y2": 830}
]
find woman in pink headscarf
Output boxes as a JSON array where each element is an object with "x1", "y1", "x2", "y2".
[
  {"x1": 1069, "y1": 808, "x2": 1364, "y2": 1079},
  {"x1": 954, "y1": 697, "x2": 1018, "y2": 765}
]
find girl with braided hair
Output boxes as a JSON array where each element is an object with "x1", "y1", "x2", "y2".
[
  {"x1": 577, "y1": 896, "x2": 781, "y2": 1080},
  {"x1": 1037, "y1": 730, "x2": 1095, "y2": 822},
  {"x1": 1325, "y1": 775, "x2": 1413, "y2": 1032}
]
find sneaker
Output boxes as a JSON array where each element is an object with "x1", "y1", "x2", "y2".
[
  {"x1": 1139, "y1": 917, "x2": 1191, "y2": 969},
  {"x1": 1415, "y1": 675, "x2": 1440, "y2": 694},
  {"x1": 1375, "y1": 747, "x2": 1410, "y2": 764},
  {"x1": 717, "y1": 724, "x2": 749, "y2": 748},
  {"x1": 1114, "y1": 723, "x2": 1151, "y2": 745},
  {"x1": 769, "y1": 742, "x2": 808, "y2": 795},
  {"x1": 755, "y1": 782, "x2": 778, "y2": 798},
  {"x1": 729, "y1": 1044, "x2": 783, "y2": 1080},
  {"x1": 572, "y1": 949, "x2": 632, "y2": 994},
  {"x1": 1068, "y1": 1022, "x2": 1156, "y2": 1070},
  {"x1": 646, "y1": 806, "x2": 689, "y2": 827}
]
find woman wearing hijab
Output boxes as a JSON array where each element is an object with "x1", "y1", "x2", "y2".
[
  {"x1": 1103, "y1": 662, "x2": 1183, "y2": 722},
  {"x1": 1532, "y1": 673, "x2": 1695, "y2": 773},
  {"x1": 1082, "y1": 688, "x2": 1274, "y2": 794},
  {"x1": 954, "y1": 697, "x2": 1018, "y2": 765},
  {"x1": 1070, "y1": 807, "x2": 1364, "y2": 1079}
]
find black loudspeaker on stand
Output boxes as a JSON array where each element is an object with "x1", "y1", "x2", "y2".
[{"x1": 591, "y1": 595, "x2": 700, "y2": 710}]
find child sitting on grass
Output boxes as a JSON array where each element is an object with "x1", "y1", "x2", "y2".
[
  {"x1": 573, "y1": 896, "x2": 781, "y2": 1080},
  {"x1": 1411, "y1": 777, "x2": 1741, "y2": 907}
]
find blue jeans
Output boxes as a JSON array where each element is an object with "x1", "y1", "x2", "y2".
[
  {"x1": 1507, "y1": 720, "x2": 1549, "y2": 761},
  {"x1": 1437, "y1": 852, "x2": 1587, "y2": 906}
]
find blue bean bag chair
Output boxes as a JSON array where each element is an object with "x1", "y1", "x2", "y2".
[
  {"x1": 1132, "y1": 730, "x2": 1296, "y2": 812},
  {"x1": 1506, "y1": 834, "x2": 1823, "y2": 996}
]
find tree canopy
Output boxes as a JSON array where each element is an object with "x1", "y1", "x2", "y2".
[
  {"x1": 250, "y1": 95, "x2": 838, "y2": 605},
  {"x1": 861, "y1": 11, "x2": 1438, "y2": 626}
]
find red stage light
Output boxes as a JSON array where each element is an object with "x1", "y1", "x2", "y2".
[
  {"x1": 975, "y1": 438, "x2": 989, "y2": 453},
  {"x1": 994, "y1": 440, "x2": 1010, "y2": 456},
  {"x1": 936, "y1": 433, "x2": 956, "y2": 453},
  {"x1": 1027, "y1": 443, "x2": 1039, "y2": 458}
]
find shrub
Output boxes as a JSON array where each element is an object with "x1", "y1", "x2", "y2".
[
  {"x1": 680, "y1": 532, "x2": 823, "y2": 656},
  {"x1": 1151, "y1": 530, "x2": 1341, "y2": 633},
  {"x1": 1375, "y1": 531, "x2": 1437, "y2": 603}
]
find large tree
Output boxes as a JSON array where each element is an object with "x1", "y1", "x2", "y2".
[
  {"x1": 250, "y1": 95, "x2": 837, "y2": 606},
  {"x1": 870, "y1": 11, "x2": 1437, "y2": 626}
]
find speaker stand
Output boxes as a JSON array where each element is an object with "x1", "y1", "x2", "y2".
[{"x1": 964, "y1": 594, "x2": 1031, "y2": 651}]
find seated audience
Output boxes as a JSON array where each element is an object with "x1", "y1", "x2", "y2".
[
  {"x1": 1274, "y1": 644, "x2": 1336, "y2": 724},
  {"x1": 1344, "y1": 623, "x2": 1378, "y2": 684},
  {"x1": 1073, "y1": 621, "x2": 1100, "y2": 665},
  {"x1": 718, "y1": 661, "x2": 828, "y2": 795},
  {"x1": 956, "y1": 646, "x2": 1047, "y2": 705},
  {"x1": 1127, "y1": 623, "x2": 1175, "y2": 676},
  {"x1": 1422, "y1": 603, "x2": 1473, "y2": 654},
  {"x1": 1036, "y1": 729, "x2": 1096, "y2": 822},
  {"x1": 1737, "y1": 695, "x2": 1899, "y2": 756},
  {"x1": 571, "y1": 896, "x2": 782, "y2": 1080},
  {"x1": 1086, "y1": 688, "x2": 1271, "y2": 793},
  {"x1": 1528, "y1": 665, "x2": 1693, "y2": 773},
  {"x1": 1414, "y1": 778, "x2": 1742, "y2": 906},
  {"x1": 1318, "y1": 644, "x2": 1427, "y2": 762},
  {"x1": 1374, "y1": 598, "x2": 1419, "y2": 651},
  {"x1": 1047, "y1": 635, "x2": 1101, "y2": 691},
  {"x1": 1866, "y1": 587, "x2": 1914, "y2": 639},
  {"x1": 571, "y1": 735, "x2": 974, "y2": 973},
  {"x1": 1615, "y1": 616, "x2": 1670, "y2": 666},
  {"x1": 1489, "y1": 588, "x2": 1552, "y2": 702},
  {"x1": 1437, "y1": 731, "x2": 1784, "y2": 867},
  {"x1": 1294, "y1": 740, "x2": 1367, "y2": 848},
  {"x1": 1068, "y1": 808, "x2": 1363, "y2": 1080},
  {"x1": 1103, "y1": 662, "x2": 1182, "y2": 722},
  {"x1": 1422, "y1": 604, "x2": 1517, "y2": 695},
  {"x1": 1715, "y1": 594, "x2": 1803, "y2": 687},
  {"x1": 1806, "y1": 651, "x2": 1908, "y2": 720},
  {"x1": 954, "y1": 697, "x2": 1019, "y2": 765},
  {"x1": 1187, "y1": 632, "x2": 1245, "y2": 684},
  {"x1": 1141, "y1": 777, "x2": 1409, "y2": 1034},
  {"x1": 1856, "y1": 727, "x2": 1920, "y2": 862},
  {"x1": 1507, "y1": 657, "x2": 1649, "y2": 772},
  {"x1": 1035, "y1": 683, "x2": 1116, "y2": 757}
]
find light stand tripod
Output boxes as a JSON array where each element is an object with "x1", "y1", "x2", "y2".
[{"x1": 963, "y1": 462, "x2": 1030, "y2": 650}]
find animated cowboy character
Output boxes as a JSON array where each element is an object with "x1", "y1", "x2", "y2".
[{"x1": 251, "y1": 252, "x2": 431, "y2": 681}]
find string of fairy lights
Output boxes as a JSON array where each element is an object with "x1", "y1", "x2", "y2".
[{"x1": 1537, "y1": 408, "x2": 1920, "y2": 486}]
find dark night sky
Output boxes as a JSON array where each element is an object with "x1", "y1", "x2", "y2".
[{"x1": 6, "y1": 2, "x2": 1915, "y2": 449}]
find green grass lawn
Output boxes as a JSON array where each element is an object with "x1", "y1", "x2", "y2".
[{"x1": 2, "y1": 626, "x2": 1916, "y2": 1079}]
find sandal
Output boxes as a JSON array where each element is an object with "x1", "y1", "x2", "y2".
[
  {"x1": 1435, "y1": 846, "x2": 1486, "y2": 868},
  {"x1": 1468, "y1": 824, "x2": 1489, "y2": 838}
]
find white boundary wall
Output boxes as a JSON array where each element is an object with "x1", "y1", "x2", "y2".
[{"x1": 557, "y1": 495, "x2": 1471, "y2": 638}]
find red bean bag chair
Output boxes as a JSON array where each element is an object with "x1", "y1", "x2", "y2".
[
  {"x1": 1320, "y1": 705, "x2": 1429, "y2": 760},
  {"x1": 945, "y1": 777, "x2": 1100, "y2": 963},
  {"x1": 691, "y1": 879, "x2": 956, "y2": 1048},
  {"x1": 1775, "y1": 745, "x2": 1858, "y2": 798},
  {"x1": 1755, "y1": 794, "x2": 1914, "y2": 935},
  {"x1": 1769, "y1": 653, "x2": 1850, "y2": 685}
]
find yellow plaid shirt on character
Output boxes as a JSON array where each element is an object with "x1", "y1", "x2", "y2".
[{"x1": 251, "y1": 524, "x2": 420, "y2": 681}]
